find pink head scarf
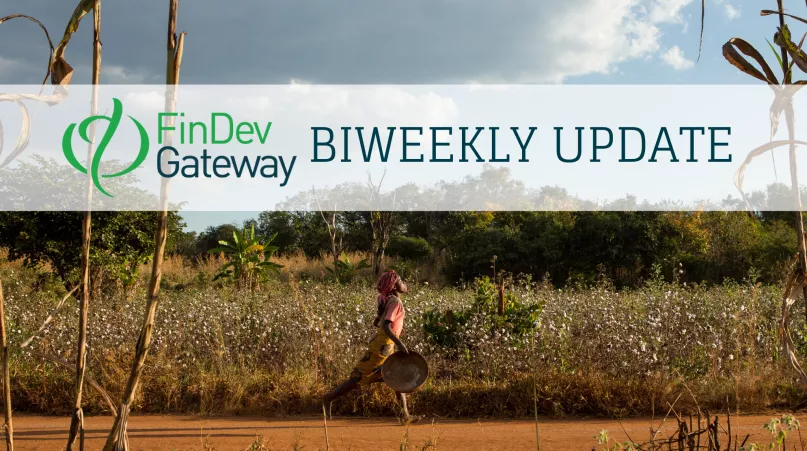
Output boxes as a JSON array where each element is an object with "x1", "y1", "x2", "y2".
[{"x1": 376, "y1": 270, "x2": 400, "y2": 316}]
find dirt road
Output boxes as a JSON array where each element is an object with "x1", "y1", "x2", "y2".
[{"x1": 8, "y1": 413, "x2": 797, "y2": 450}]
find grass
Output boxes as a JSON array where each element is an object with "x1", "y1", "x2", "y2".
[
  {"x1": 153, "y1": 251, "x2": 442, "y2": 287},
  {"x1": 0, "y1": 249, "x2": 805, "y2": 418}
]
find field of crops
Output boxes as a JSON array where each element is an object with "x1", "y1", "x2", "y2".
[{"x1": 0, "y1": 253, "x2": 801, "y2": 420}]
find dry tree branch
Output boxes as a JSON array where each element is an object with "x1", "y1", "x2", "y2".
[
  {"x1": 26, "y1": 350, "x2": 117, "y2": 416},
  {"x1": 19, "y1": 286, "x2": 79, "y2": 349},
  {"x1": 12, "y1": 285, "x2": 117, "y2": 417},
  {"x1": 649, "y1": 391, "x2": 683, "y2": 443}
]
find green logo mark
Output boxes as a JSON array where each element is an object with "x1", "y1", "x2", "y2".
[{"x1": 62, "y1": 97, "x2": 149, "y2": 197}]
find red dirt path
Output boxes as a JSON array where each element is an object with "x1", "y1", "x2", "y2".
[{"x1": 8, "y1": 413, "x2": 799, "y2": 450}]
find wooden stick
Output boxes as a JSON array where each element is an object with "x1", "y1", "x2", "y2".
[
  {"x1": 531, "y1": 335, "x2": 540, "y2": 451},
  {"x1": 102, "y1": 2, "x2": 184, "y2": 449},
  {"x1": 67, "y1": 2, "x2": 101, "y2": 450},
  {"x1": 322, "y1": 404, "x2": 329, "y2": 451},
  {"x1": 0, "y1": 281, "x2": 12, "y2": 451}
]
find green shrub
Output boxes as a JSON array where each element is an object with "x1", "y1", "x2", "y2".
[
  {"x1": 325, "y1": 253, "x2": 371, "y2": 284},
  {"x1": 422, "y1": 276, "x2": 542, "y2": 352},
  {"x1": 387, "y1": 236, "x2": 433, "y2": 260}
]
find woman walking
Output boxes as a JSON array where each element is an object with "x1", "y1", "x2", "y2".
[{"x1": 323, "y1": 270, "x2": 422, "y2": 424}]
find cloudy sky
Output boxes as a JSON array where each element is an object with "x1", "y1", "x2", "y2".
[
  {"x1": 0, "y1": 0, "x2": 772, "y2": 230},
  {"x1": 2, "y1": 0, "x2": 759, "y2": 86}
]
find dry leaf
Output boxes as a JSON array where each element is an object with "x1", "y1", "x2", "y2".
[
  {"x1": 734, "y1": 139, "x2": 807, "y2": 209},
  {"x1": 761, "y1": 9, "x2": 807, "y2": 26},
  {"x1": 0, "y1": 15, "x2": 54, "y2": 84},
  {"x1": 723, "y1": 38, "x2": 779, "y2": 84},
  {"x1": 52, "y1": 0, "x2": 95, "y2": 85},
  {"x1": 0, "y1": 101, "x2": 30, "y2": 169}
]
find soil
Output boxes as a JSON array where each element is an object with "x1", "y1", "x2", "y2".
[{"x1": 8, "y1": 413, "x2": 799, "y2": 450}]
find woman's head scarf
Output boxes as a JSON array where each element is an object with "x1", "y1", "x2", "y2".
[{"x1": 376, "y1": 270, "x2": 400, "y2": 316}]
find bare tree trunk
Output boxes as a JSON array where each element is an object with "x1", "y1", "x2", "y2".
[
  {"x1": 370, "y1": 211, "x2": 392, "y2": 276},
  {"x1": 66, "y1": 3, "x2": 101, "y2": 449},
  {"x1": 373, "y1": 246, "x2": 385, "y2": 276},
  {"x1": 370, "y1": 213, "x2": 380, "y2": 275},
  {"x1": 0, "y1": 281, "x2": 12, "y2": 451},
  {"x1": 323, "y1": 212, "x2": 342, "y2": 267},
  {"x1": 366, "y1": 174, "x2": 393, "y2": 276},
  {"x1": 329, "y1": 213, "x2": 340, "y2": 267},
  {"x1": 313, "y1": 193, "x2": 343, "y2": 268},
  {"x1": 103, "y1": 2, "x2": 184, "y2": 449}
]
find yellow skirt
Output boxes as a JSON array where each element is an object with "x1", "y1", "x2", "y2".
[{"x1": 350, "y1": 327, "x2": 395, "y2": 386}]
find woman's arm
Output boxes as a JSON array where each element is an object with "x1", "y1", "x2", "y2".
[{"x1": 381, "y1": 320, "x2": 408, "y2": 354}]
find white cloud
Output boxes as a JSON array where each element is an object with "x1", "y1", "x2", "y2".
[
  {"x1": 661, "y1": 45, "x2": 695, "y2": 70},
  {"x1": 714, "y1": 0, "x2": 741, "y2": 20},
  {"x1": 0, "y1": 57, "x2": 23, "y2": 75},
  {"x1": 544, "y1": 0, "x2": 697, "y2": 81},
  {"x1": 649, "y1": 0, "x2": 696, "y2": 23},
  {"x1": 724, "y1": 3, "x2": 740, "y2": 20},
  {"x1": 103, "y1": 65, "x2": 150, "y2": 83}
]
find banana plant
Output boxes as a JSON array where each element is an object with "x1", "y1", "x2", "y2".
[
  {"x1": 325, "y1": 253, "x2": 371, "y2": 284},
  {"x1": 208, "y1": 225, "x2": 283, "y2": 291}
]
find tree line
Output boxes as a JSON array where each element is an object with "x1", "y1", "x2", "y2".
[
  {"x1": 169, "y1": 208, "x2": 795, "y2": 287},
  {"x1": 0, "y1": 163, "x2": 803, "y2": 288}
]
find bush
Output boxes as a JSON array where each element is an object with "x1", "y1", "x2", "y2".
[
  {"x1": 422, "y1": 276, "x2": 542, "y2": 353},
  {"x1": 386, "y1": 236, "x2": 433, "y2": 261}
]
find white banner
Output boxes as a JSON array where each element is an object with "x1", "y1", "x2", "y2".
[{"x1": 0, "y1": 84, "x2": 804, "y2": 211}]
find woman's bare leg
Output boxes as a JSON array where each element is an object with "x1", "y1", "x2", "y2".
[
  {"x1": 397, "y1": 392, "x2": 423, "y2": 425},
  {"x1": 323, "y1": 377, "x2": 359, "y2": 419}
]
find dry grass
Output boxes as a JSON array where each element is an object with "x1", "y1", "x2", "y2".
[
  {"x1": 152, "y1": 250, "x2": 441, "y2": 286},
  {"x1": 0, "y1": 248, "x2": 41, "y2": 272}
]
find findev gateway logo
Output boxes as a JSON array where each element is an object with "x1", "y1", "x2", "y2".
[
  {"x1": 61, "y1": 97, "x2": 295, "y2": 197},
  {"x1": 62, "y1": 98, "x2": 149, "y2": 197}
]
